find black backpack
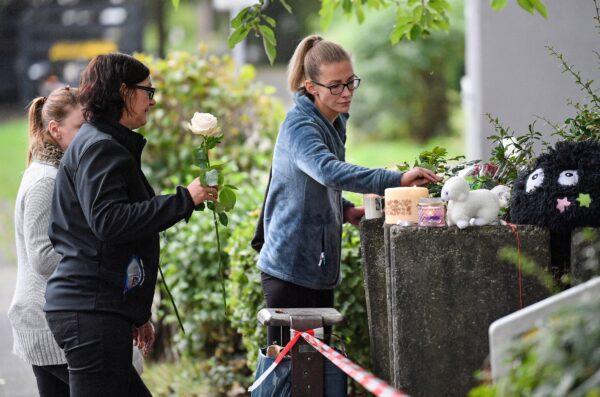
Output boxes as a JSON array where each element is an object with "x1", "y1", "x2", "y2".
[{"x1": 251, "y1": 168, "x2": 272, "y2": 253}]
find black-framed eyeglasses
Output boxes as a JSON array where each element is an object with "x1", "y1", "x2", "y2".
[
  {"x1": 311, "y1": 78, "x2": 361, "y2": 95},
  {"x1": 134, "y1": 85, "x2": 156, "y2": 100}
]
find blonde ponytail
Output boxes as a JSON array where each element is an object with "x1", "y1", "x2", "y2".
[
  {"x1": 27, "y1": 97, "x2": 47, "y2": 165},
  {"x1": 26, "y1": 86, "x2": 78, "y2": 165},
  {"x1": 287, "y1": 35, "x2": 351, "y2": 94}
]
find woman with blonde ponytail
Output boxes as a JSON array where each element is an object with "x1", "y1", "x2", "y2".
[
  {"x1": 8, "y1": 86, "x2": 82, "y2": 397},
  {"x1": 256, "y1": 35, "x2": 440, "y2": 348}
]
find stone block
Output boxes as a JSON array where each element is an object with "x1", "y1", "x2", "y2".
[{"x1": 385, "y1": 225, "x2": 550, "y2": 396}]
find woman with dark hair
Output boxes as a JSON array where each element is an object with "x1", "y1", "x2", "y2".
[{"x1": 44, "y1": 53, "x2": 216, "y2": 396}]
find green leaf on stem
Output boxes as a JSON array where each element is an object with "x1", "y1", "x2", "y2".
[
  {"x1": 262, "y1": 15, "x2": 276, "y2": 27},
  {"x1": 490, "y1": 0, "x2": 508, "y2": 10},
  {"x1": 205, "y1": 137, "x2": 220, "y2": 150},
  {"x1": 259, "y1": 24, "x2": 276, "y2": 46},
  {"x1": 208, "y1": 163, "x2": 225, "y2": 171},
  {"x1": 228, "y1": 26, "x2": 250, "y2": 49},
  {"x1": 530, "y1": 0, "x2": 548, "y2": 18},
  {"x1": 262, "y1": 33, "x2": 277, "y2": 65},
  {"x1": 218, "y1": 212, "x2": 229, "y2": 227},
  {"x1": 516, "y1": 0, "x2": 534, "y2": 14},
  {"x1": 231, "y1": 7, "x2": 249, "y2": 28},
  {"x1": 219, "y1": 187, "x2": 237, "y2": 212},
  {"x1": 195, "y1": 202, "x2": 205, "y2": 212},
  {"x1": 320, "y1": 0, "x2": 336, "y2": 31}
]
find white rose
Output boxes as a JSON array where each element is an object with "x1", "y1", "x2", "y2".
[{"x1": 188, "y1": 112, "x2": 219, "y2": 136}]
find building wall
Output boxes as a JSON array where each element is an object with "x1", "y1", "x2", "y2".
[{"x1": 464, "y1": 0, "x2": 598, "y2": 160}]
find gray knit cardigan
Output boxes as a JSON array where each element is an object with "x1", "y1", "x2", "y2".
[{"x1": 8, "y1": 145, "x2": 66, "y2": 366}]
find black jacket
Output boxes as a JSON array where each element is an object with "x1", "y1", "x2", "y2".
[{"x1": 45, "y1": 118, "x2": 195, "y2": 326}]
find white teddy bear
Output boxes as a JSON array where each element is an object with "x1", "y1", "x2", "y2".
[{"x1": 441, "y1": 176, "x2": 500, "y2": 229}]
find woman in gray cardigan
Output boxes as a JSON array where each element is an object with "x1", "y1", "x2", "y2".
[{"x1": 8, "y1": 86, "x2": 83, "y2": 396}]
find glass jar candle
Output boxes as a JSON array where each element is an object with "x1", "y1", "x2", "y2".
[{"x1": 417, "y1": 198, "x2": 446, "y2": 227}]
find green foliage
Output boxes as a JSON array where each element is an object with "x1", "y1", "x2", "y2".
[
  {"x1": 193, "y1": 132, "x2": 240, "y2": 313},
  {"x1": 486, "y1": 115, "x2": 549, "y2": 187},
  {"x1": 220, "y1": 0, "x2": 547, "y2": 61},
  {"x1": 228, "y1": 206, "x2": 265, "y2": 375},
  {"x1": 396, "y1": 146, "x2": 465, "y2": 196},
  {"x1": 399, "y1": 1, "x2": 599, "y2": 195},
  {"x1": 469, "y1": 297, "x2": 600, "y2": 397},
  {"x1": 0, "y1": 118, "x2": 28, "y2": 200},
  {"x1": 228, "y1": 214, "x2": 372, "y2": 395},
  {"x1": 484, "y1": 5, "x2": 600, "y2": 188},
  {"x1": 544, "y1": 45, "x2": 600, "y2": 142},
  {"x1": 136, "y1": 49, "x2": 284, "y2": 389},
  {"x1": 328, "y1": 4, "x2": 464, "y2": 143},
  {"x1": 227, "y1": 0, "x2": 293, "y2": 64},
  {"x1": 142, "y1": 357, "x2": 211, "y2": 396}
]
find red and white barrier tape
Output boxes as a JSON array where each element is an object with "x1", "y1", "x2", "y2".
[
  {"x1": 300, "y1": 331, "x2": 409, "y2": 397},
  {"x1": 248, "y1": 328, "x2": 409, "y2": 397},
  {"x1": 248, "y1": 330, "x2": 312, "y2": 393}
]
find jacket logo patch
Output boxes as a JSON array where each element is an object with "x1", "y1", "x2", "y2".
[{"x1": 124, "y1": 255, "x2": 145, "y2": 294}]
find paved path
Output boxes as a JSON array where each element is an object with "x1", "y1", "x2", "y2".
[{"x1": 0, "y1": 252, "x2": 38, "y2": 396}]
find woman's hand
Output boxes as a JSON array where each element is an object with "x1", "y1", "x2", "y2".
[
  {"x1": 132, "y1": 321, "x2": 155, "y2": 357},
  {"x1": 344, "y1": 206, "x2": 365, "y2": 226},
  {"x1": 400, "y1": 167, "x2": 441, "y2": 187},
  {"x1": 187, "y1": 178, "x2": 219, "y2": 205}
]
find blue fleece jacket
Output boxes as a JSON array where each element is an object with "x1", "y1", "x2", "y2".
[{"x1": 257, "y1": 93, "x2": 403, "y2": 289}]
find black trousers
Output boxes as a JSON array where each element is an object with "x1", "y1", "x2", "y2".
[
  {"x1": 261, "y1": 272, "x2": 334, "y2": 346},
  {"x1": 32, "y1": 364, "x2": 69, "y2": 397},
  {"x1": 46, "y1": 311, "x2": 151, "y2": 397}
]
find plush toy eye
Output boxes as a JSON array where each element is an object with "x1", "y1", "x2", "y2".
[
  {"x1": 558, "y1": 170, "x2": 579, "y2": 186},
  {"x1": 526, "y1": 168, "x2": 544, "y2": 193}
]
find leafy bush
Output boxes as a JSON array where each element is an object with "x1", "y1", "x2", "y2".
[
  {"x1": 136, "y1": 49, "x2": 283, "y2": 385},
  {"x1": 228, "y1": 217, "x2": 371, "y2": 396}
]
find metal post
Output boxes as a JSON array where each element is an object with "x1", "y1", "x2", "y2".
[
  {"x1": 257, "y1": 308, "x2": 345, "y2": 396},
  {"x1": 290, "y1": 315, "x2": 324, "y2": 397}
]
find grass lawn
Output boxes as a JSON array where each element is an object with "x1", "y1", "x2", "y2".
[
  {"x1": 344, "y1": 133, "x2": 465, "y2": 204},
  {"x1": 0, "y1": 117, "x2": 27, "y2": 264},
  {"x1": 0, "y1": 118, "x2": 28, "y2": 200},
  {"x1": 346, "y1": 134, "x2": 464, "y2": 169},
  {"x1": 141, "y1": 358, "x2": 212, "y2": 396}
]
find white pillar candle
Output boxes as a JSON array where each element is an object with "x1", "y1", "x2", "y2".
[
  {"x1": 384, "y1": 187, "x2": 429, "y2": 225},
  {"x1": 363, "y1": 194, "x2": 384, "y2": 220}
]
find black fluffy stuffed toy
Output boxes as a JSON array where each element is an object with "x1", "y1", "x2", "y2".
[{"x1": 509, "y1": 140, "x2": 600, "y2": 279}]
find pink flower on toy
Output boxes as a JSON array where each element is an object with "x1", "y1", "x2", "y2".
[{"x1": 556, "y1": 197, "x2": 571, "y2": 213}]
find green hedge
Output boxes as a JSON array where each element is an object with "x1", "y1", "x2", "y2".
[
  {"x1": 228, "y1": 213, "x2": 371, "y2": 395},
  {"x1": 137, "y1": 49, "x2": 281, "y2": 391}
]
